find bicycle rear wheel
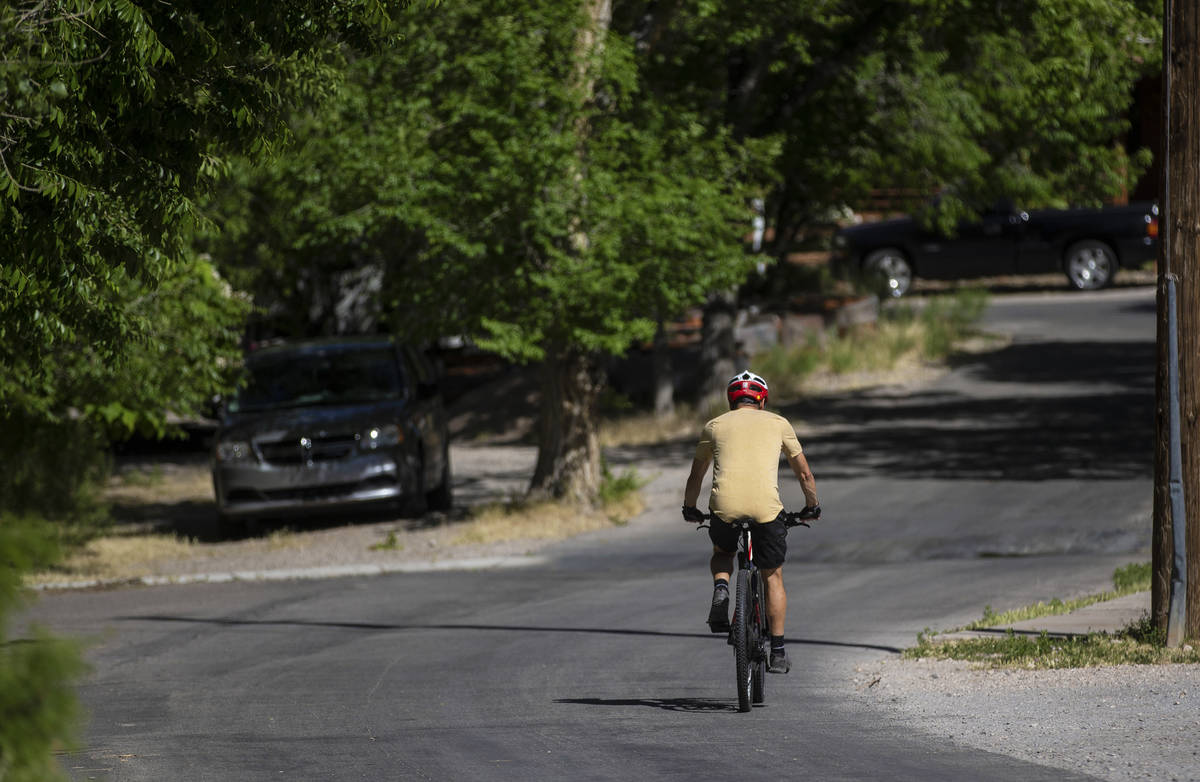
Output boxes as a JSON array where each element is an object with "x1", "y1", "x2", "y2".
[
  {"x1": 733, "y1": 569, "x2": 753, "y2": 713},
  {"x1": 751, "y1": 571, "x2": 767, "y2": 704}
]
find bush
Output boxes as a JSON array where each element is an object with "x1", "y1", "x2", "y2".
[
  {"x1": 0, "y1": 517, "x2": 87, "y2": 782},
  {"x1": 0, "y1": 414, "x2": 103, "y2": 781},
  {"x1": 0, "y1": 413, "x2": 109, "y2": 529}
]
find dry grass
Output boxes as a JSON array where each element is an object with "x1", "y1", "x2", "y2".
[
  {"x1": 599, "y1": 404, "x2": 716, "y2": 447},
  {"x1": 28, "y1": 526, "x2": 306, "y2": 586},
  {"x1": 30, "y1": 532, "x2": 208, "y2": 584},
  {"x1": 453, "y1": 492, "x2": 645, "y2": 545},
  {"x1": 26, "y1": 462, "x2": 310, "y2": 586},
  {"x1": 105, "y1": 462, "x2": 214, "y2": 505}
]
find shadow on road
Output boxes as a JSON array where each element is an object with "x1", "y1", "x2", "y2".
[
  {"x1": 775, "y1": 338, "x2": 1154, "y2": 482},
  {"x1": 555, "y1": 697, "x2": 736, "y2": 713},
  {"x1": 114, "y1": 614, "x2": 902, "y2": 653}
]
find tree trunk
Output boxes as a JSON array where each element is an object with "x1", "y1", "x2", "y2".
[
  {"x1": 525, "y1": 0, "x2": 613, "y2": 505},
  {"x1": 1155, "y1": 0, "x2": 1200, "y2": 641},
  {"x1": 652, "y1": 320, "x2": 675, "y2": 416},
  {"x1": 700, "y1": 291, "x2": 738, "y2": 403},
  {"x1": 529, "y1": 349, "x2": 605, "y2": 504}
]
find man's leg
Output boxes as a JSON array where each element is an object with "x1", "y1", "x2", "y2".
[
  {"x1": 707, "y1": 546, "x2": 735, "y2": 631},
  {"x1": 710, "y1": 547, "x2": 734, "y2": 584},
  {"x1": 761, "y1": 566, "x2": 786, "y2": 636},
  {"x1": 762, "y1": 566, "x2": 790, "y2": 673}
]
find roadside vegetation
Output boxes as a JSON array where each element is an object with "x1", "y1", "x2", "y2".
[
  {"x1": 961, "y1": 562, "x2": 1152, "y2": 630},
  {"x1": 906, "y1": 563, "x2": 1200, "y2": 668},
  {"x1": 601, "y1": 288, "x2": 994, "y2": 447},
  {"x1": 754, "y1": 288, "x2": 992, "y2": 399},
  {"x1": 453, "y1": 466, "x2": 646, "y2": 545},
  {"x1": 907, "y1": 619, "x2": 1200, "y2": 668}
]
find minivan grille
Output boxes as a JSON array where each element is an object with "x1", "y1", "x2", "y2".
[{"x1": 258, "y1": 434, "x2": 358, "y2": 465}]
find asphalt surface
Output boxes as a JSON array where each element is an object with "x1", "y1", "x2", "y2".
[{"x1": 26, "y1": 285, "x2": 1167, "y2": 781}]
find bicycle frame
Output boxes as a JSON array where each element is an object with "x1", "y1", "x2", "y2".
[{"x1": 695, "y1": 510, "x2": 813, "y2": 713}]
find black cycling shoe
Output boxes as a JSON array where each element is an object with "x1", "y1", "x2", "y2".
[
  {"x1": 768, "y1": 648, "x2": 791, "y2": 674},
  {"x1": 707, "y1": 589, "x2": 730, "y2": 633}
]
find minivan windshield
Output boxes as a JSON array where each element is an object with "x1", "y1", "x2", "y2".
[{"x1": 229, "y1": 346, "x2": 405, "y2": 414}]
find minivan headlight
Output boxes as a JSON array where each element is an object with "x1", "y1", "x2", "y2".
[
  {"x1": 216, "y1": 439, "x2": 253, "y2": 462},
  {"x1": 361, "y1": 424, "x2": 403, "y2": 450}
]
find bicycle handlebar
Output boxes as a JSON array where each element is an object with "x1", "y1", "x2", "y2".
[{"x1": 683, "y1": 505, "x2": 820, "y2": 528}]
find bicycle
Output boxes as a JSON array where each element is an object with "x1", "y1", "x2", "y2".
[{"x1": 696, "y1": 507, "x2": 819, "y2": 713}]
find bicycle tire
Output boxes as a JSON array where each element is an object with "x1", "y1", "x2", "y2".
[
  {"x1": 733, "y1": 569, "x2": 753, "y2": 713},
  {"x1": 751, "y1": 571, "x2": 766, "y2": 704}
]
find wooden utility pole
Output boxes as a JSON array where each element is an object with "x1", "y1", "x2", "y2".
[{"x1": 1154, "y1": 0, "x2": 1200, "y2": 643}]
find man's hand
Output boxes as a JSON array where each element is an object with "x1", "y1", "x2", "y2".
[
  {"x1": 682, "y1": 505, "x2": 706, "y2": 523},
  {"x1": 798, "y1": 504, "x2": 821, "y2": 521}
]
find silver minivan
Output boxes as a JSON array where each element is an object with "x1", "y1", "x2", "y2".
[{"x1": 211, "y1": 337, "x2": 451, "y2": 533}]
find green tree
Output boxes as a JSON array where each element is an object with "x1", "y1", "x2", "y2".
[
  {"x1": 0, "y1": 3, "x2": 404, "y2": 777},
  {"x1": 618, "y1": 0, "x2": 1161, "y2": 243},
  {"x1": 1, "y1": 0, "x2": 395, "y2": 429},
  {"x1": 0, "y1": 519, "x2": 87, "y2": 782},
  {"x1": 205, "y1": 0, "x2": 773, "y2": 501}
]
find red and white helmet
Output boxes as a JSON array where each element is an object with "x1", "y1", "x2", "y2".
[{"x1": 727, "y1": 370, "x2": 769, "y2": 407}]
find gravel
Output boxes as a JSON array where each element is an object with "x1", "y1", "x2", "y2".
[{"x1": 851, "y1": 656, "x2": 1200, "y2": 781}]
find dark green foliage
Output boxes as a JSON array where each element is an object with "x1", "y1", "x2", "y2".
[
  {"x1": 0, "y1": 629, "x2": 86, "y2": 782},
  {"x1": 0, "y1": 0, "x2": 398, "y2": 427},
  {"x1": 0, "y1": 414, "x2": 108, "y2": 528},
  {"x1": 1, "y1": 4, "x2": 406, "y2": 779},
  {"x1": 206, "y1": 0, "x2": 768, "y2": 359},
  {"x1": 616, "y1": 0, "x2": 1162, "y2": 241},
  {"x1": 0, "y1": 517, "x2": 88, "y2": 782}
]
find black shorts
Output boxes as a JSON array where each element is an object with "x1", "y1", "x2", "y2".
[{"x1": 708, "y1": 513, "x2": 788, "y2": 570}]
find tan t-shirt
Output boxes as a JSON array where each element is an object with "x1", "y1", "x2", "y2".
[{"x1": 694, "y1": 407, "x2": 804, "y2": 524}]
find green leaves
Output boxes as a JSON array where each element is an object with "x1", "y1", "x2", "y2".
[
  {"x1": 207, "y1": 0, "x2": 769, "y2": 367},
  {"x1": 624, "y1": 0, "x2": 1160, "y2": 238},
  {"x1": 2, "y1": 0, "x2": 414, "y2": 436}
]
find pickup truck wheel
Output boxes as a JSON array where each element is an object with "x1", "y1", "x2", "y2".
[
  {"x1": 864, "y1": 248, "x2": 913, "y2": 298},
  {"x1": 1064, "y1": 240, "x2": 1116, "y2": 291}
]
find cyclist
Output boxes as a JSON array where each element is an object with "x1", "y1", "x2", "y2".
[{"x1": 682, "y1": 370, "x2": 820, "y2": 674}]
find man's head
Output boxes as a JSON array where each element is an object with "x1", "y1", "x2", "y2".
[{"x1": 726, "y1": 370, "x2": 768, "y2": 410}]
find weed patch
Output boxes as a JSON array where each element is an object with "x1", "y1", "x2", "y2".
[
  {"x1": 963, "y1": 561, "x2": 1151, "y2": 630},
  {"x1": 906, "y1": 623, "x2": 1200, "y2": 669},
  {"x1": 598, "y1": 464, "x2": 647, "y2": 506},
  {"x1": 907, "y1": 562, "x2": 1189, "y2": 669},
  {"x1": 369, "y1": 531, "x2": 403, "y2": 552}
]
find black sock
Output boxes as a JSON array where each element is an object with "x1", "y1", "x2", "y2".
[
  {"x1": 714, "y1": 578, "x2": 729, "y2": 591},
  {"x1": 771, "y1": 635, "x2": 785, "y2": 651}
]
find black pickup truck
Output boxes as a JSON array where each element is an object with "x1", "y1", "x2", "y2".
[{"x1": 830, "y1": 201, "x2": 1159, "y2": 297}]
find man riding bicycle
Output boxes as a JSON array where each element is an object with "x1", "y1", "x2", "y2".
[{"x1": 682, "y1": 370, "x2": 820, "y2": 675}]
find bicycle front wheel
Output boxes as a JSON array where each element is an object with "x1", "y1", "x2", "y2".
[{"x1": 733, "y1": 569, "x2": 753, "y2": 713}]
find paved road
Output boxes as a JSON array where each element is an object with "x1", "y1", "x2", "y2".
[{"x1": 31, "y1": 287, "x2": 1156, "y2": 781}]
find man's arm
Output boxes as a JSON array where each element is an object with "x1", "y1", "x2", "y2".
[
  {"x1": 683, "y1": 453, "x2": 712, "y2": 509},
  {"x1": 787, "y1": 451, "x2": 818, "y2": 508}
]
